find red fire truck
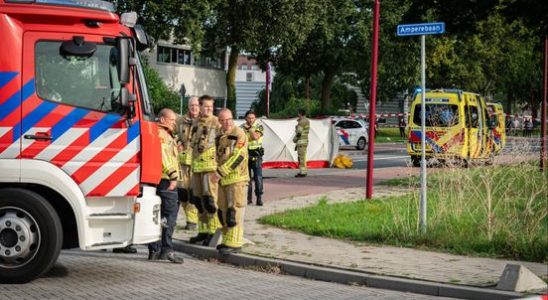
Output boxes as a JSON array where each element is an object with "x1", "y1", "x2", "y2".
[{"x1": 0, "y1": 0, "x2": 162, "y2": 283}]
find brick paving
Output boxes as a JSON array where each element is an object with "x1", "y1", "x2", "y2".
[{"x1": 0, "y1": 248, "x2": 454, "y2": 300}]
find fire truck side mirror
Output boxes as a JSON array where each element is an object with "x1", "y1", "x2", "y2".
[{"x1": 117, "y1": 38, "x2": 130, "y2": 85}]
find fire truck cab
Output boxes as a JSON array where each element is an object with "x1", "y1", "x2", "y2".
[{"x1": 0, "y1": 0, "x2": 162, "y2": 283}]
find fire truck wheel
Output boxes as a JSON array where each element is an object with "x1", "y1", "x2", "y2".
[{"x1": 0, "y1": 188, "x2": 63, "y2": 283}]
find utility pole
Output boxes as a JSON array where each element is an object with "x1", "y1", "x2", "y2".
[{"x1": 366, "y1": 0, "x2": 380, "y2": 199}]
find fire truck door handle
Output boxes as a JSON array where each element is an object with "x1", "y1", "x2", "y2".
[{"x1": 24, "y1": 132, "x2": 52, "y2": 141}]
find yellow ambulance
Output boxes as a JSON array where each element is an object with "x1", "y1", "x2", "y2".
[{"x1": 407, "y1": 89, "x2": 503, "y2": 166}]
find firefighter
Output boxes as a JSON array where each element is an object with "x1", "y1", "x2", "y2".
[
  {"x1": 241, "y1": 110, "x2": 264, "y2": 206},
  {"x1": 148, "y1": 108, "x2": 184, "y2": 264},
  {"x1": 188, "y1": 95, "x2": 222, "y2": 246},
  {"x1": 293, "y1": 109, "x2": 310, "y2": 177},
  {"x1": 176, "y1": 96, "x2": 200, "y2": 230},
  {"x1": 216, "y1": 108, "x2": 249, "y2": 254}
]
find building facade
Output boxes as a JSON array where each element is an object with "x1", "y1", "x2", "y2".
[
  {"x1": 235, "y1": 55, "x2": 275, "y2": 118},
  {"x1": 145, "y1": 40, "x2": 227, "y2": 111}
]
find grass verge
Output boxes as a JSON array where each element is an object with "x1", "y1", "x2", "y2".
[
  {"x1": 260, "y1": 162, "x2": 548, "y2": 262},
  {"x1": 375, "y1": 127, "x2": 406, "y2": 143}
]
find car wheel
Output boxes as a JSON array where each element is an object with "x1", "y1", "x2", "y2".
[
  {"x1": 356, "y1": 137, "x2": 366, "y2": 150},
  {"x1": 0, "y1": 188, "x2": 63, "y2": 283}
]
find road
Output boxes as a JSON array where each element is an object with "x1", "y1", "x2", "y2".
[{"x1": 0, "y1": 248, "x2": 455, "y2": 300}]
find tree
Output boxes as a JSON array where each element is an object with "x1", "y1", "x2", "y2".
[
  {"x1": 274, "y1": 0, "x2": 364, "y2": 112},
  {"x1": 111, "y1": 0, "x2": 211, "y2": 51},
  {"x1": 200, "y1": 0, "x2": 319, "y2": 112}
]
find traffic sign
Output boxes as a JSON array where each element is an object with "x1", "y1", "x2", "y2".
[{"x1": 397, "y1": 22, "x2": 445, "y2": 36}]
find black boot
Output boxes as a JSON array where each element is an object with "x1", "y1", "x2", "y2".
[
  {"x1": 202, "y1": 234, "x2": 214, "y2": 246},
  {"x1": 256, "y1": 197, "x2": 263, "y2": 206},
  {"x1": 189, "y1": 233, "x2": 208, "y2": 244},
  {"x1": 148, "y1": 250, "x2": 160, "y2": 260}
]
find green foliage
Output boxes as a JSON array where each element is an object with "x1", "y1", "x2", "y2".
[
  {"x1": 275, "y1": 0, "x2": 365, "y2": 111},
  {"x1": 141, "y1": 59, "x2": 180, "y2": 114},
  {"x1": 262, "y1": 97, "x2": 320, "y2": 119},
  {"x1": 111, "y1": 0, "x2": 546, "y2": 117},
  {"x1": 261, "y1": 163, "x2": 548, "y2": 262},
  {"x1": 252, "y1": 72, "x2": 357, "y2": 117}
]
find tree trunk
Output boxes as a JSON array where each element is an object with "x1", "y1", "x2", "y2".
[
  {"x1": 226, "y1": 47, "x2": 239, "y2": 112},
  {"x1": 305, "y1": 76, "x2": 311, "y2": 100},
  {"x1": 320, "y1": 70, "x2": 335, "y2": 112}
]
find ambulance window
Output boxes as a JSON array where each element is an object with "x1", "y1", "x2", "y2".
[
  {"x1": 467, "y1": 106, "x2": 479, "y2": 128},
  {"x1": 35, "y1": 41, "x2": 123, "y2": 114},
  {"x1": 413, "y1": 104, "x2": 459, "y2": 127}
]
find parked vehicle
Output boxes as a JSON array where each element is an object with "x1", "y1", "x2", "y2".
[
  {"x1": 407, "y1": 89, "x2": 503, "y2": 166},
  {"x1": 333, "y1": 118, "x2": 369, "y2": 150},
  {"x1": 0, "y1": 0, "x2": 162, "y2": 283}
]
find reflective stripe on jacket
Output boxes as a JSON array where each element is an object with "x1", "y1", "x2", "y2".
[
  {"x1": 159, "y1": 125, "x2": 180, "y2": 181},
  {"x1": 241, "y1": 121, "x2": 264, "y2": 150},
  {"x1": 217, "y1": 126, "x2": 249, "y2": 186},
  {"x1": 191, "y1": 115, "x2": 221, "y2": 173}
]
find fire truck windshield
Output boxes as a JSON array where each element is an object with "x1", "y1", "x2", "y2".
[{"x1": 35, "y1": 41, "x2": 124, "y2": 114}]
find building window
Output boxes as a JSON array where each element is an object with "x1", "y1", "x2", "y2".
[
  {"x1": 157, "y1": 46, "x2": 170, "y2": 63},
  {"x1": 194, "y1": 52, "x2": 225, "y2": 69},
  {"x1": 157, "y1": 45, "x2": 223, "y2": 69},
  {"x1": 246, "y1": 72, "x2": 253, "y2": 82},
  {"x1": 177, "y1": 49, "x2": 192, "y2": 65},
  {"x1": 251, "y1": 65, "x2": 258, "y2": 70},
  {"x1": 157, "y1": 46, "x2": 193, "y2": 65},
  {"x1": 241, "y1": 65, "x2": 248, "y2": 70}
]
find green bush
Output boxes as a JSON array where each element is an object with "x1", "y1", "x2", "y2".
[{"x1": 141, "y1": 59, "x2": 181, "y2": 115}]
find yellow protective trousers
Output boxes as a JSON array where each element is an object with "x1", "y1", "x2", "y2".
[
  {"x1": 192, "y1": 172, "x2": 221, "y2": 234},
  {"x1": 297, "y1": 144, "x2": 308, "y2": 175},
  {"x1": 178, "y1": 164, "x2": 198, "y2": 225},
  {"x1": 218, "y1": 182, "x2": 247, "y2": 248}
]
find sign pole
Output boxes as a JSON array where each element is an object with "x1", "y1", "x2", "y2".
[
  {"x1": 419, "y1": 34, "x2": 427, "y2": 234},
  {"x1": 397, "y1": 21, "x2": 444, "y2": 234}
]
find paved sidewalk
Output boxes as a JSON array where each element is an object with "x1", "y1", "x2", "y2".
[{"x1": 174, "y1": 185, "x2": 547, "y2": 288}]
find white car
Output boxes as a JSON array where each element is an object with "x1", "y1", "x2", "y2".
[{"x1": 333, "y1": 119, "x2": 369, "y2": 150}]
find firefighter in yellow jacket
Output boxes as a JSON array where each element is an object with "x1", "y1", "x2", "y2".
[
  {"x1": 188, "y1": 95, "x2": 222, "y2": 246},
  {"x1": 293, "y1": 108, "x2": 310, "y2": 177},
  {"x1": 148, "y1": 108, "x2": 184, "y2": 263},
  {"x1": 216, "y1": 108, "x2": 249, "y2": 254},
  {"x1": 176, "y1": 96, "x2": 199, "y2": 230}
]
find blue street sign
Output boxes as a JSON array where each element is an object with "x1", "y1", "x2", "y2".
[{"x1": 397, "y1": 22, "x2": 445, "y2": 36}]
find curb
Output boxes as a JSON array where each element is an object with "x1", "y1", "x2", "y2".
[{"x1": 173, "y1": 240, "x2": 523, "y2": 300}]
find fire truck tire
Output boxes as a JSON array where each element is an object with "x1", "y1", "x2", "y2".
[{"x1": 0, "y1": 188, "x2": 63, "y2": 284}]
